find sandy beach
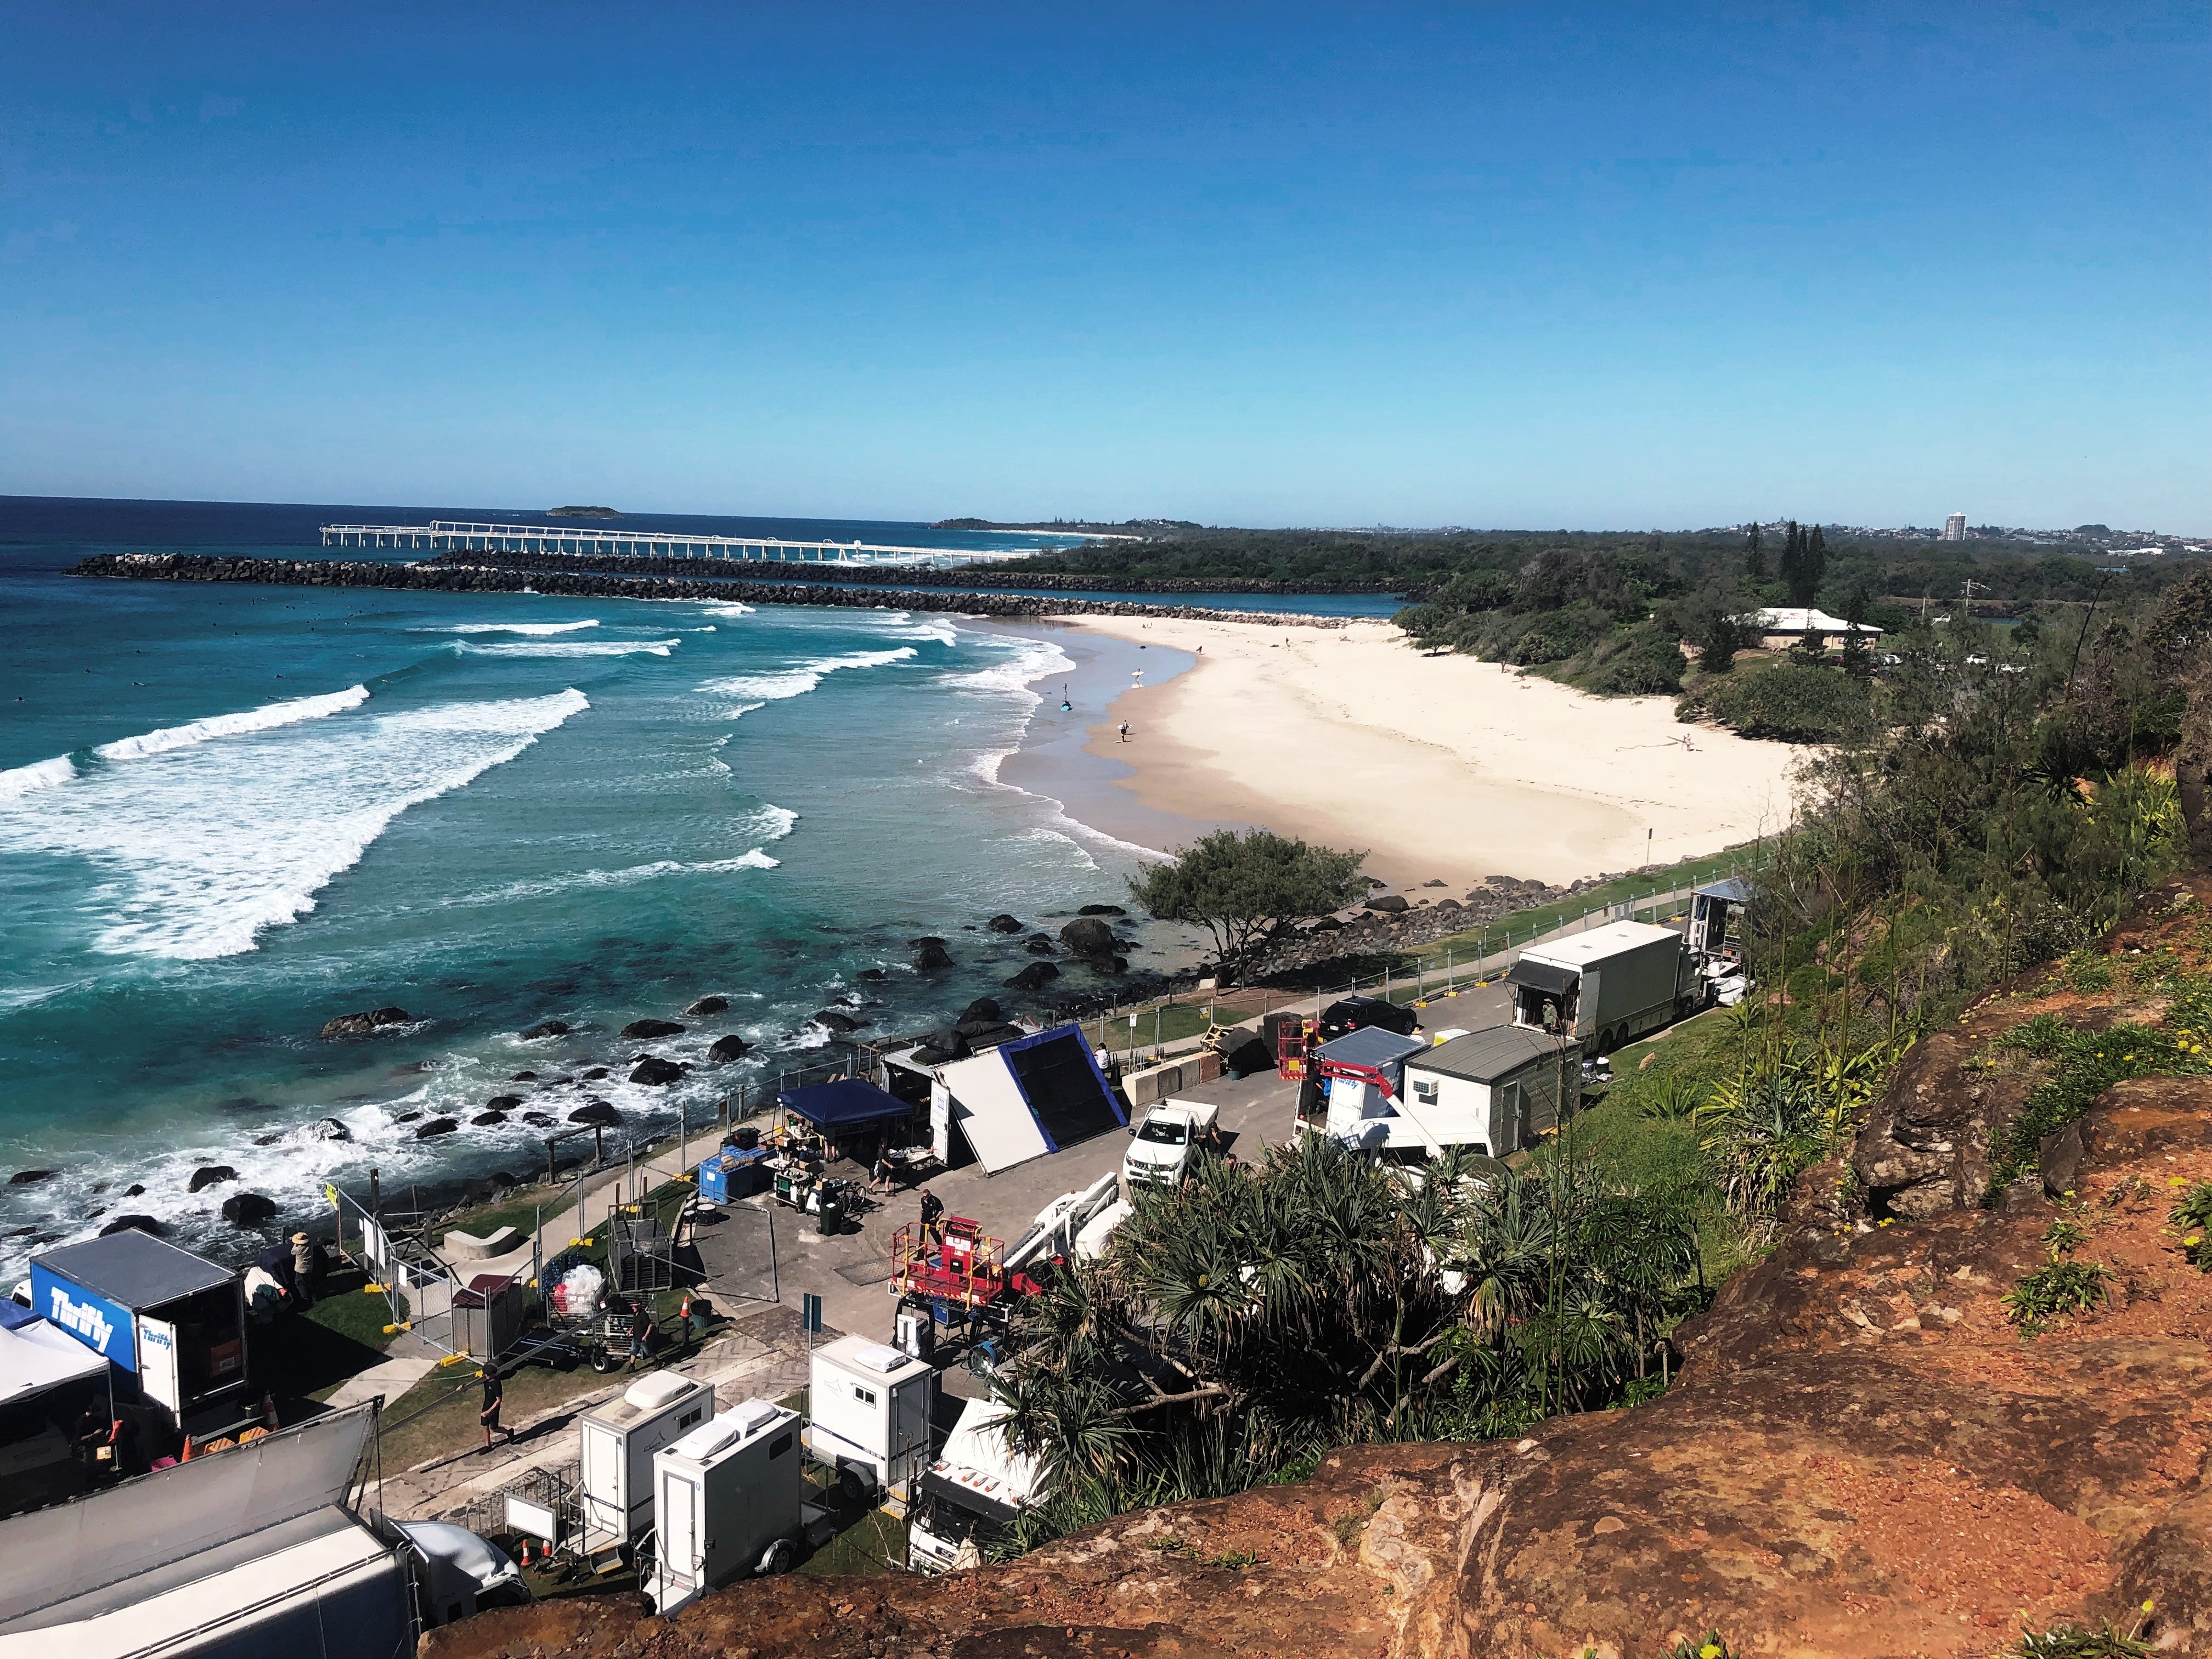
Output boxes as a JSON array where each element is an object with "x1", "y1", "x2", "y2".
[{"x1": 1054, "y1": 616, "x2": 1803, "y2": 890}]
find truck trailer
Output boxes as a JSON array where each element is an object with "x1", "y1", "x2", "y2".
[
  {"x1": 906, "y1": 1396, "x2": 1043, "y2": 1573},
  {"x1": 1507, "y1": 921, "x2": 1698, "y2": 1053}
]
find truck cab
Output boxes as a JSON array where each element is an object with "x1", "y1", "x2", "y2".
[
  {"x1": 1121, "y1": 1099, "x2": 1220, "y2": 1192},
  {"x1": 907, "y1": 1398, "x2": 1041, "y2": 1574}
]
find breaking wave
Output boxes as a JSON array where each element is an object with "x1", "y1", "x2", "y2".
[
  {"x1": 456, "y1": 637, "x2": 678, "y2": 658},
  {"x1": 409, "y1": 620, "x2": 600, "y2": 635}
]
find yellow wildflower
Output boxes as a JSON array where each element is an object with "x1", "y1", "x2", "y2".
[
  {"x1": 2183, "y1": 1234, "x2": 2203, "y2": 1247},
  {"x1": 1700, "y1": 1645, "x2": 1723, "y2": 1659}
]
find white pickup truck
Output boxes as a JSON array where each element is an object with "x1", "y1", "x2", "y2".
[{"x1": 1121, "y1": 1099, "x2": 1221, "y2": 1192}]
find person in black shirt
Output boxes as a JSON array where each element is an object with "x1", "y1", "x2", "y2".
[
  {"x1": 626, "y1": 1300, "x2": 657, "y2": 1371},
  {"x1": 917, "y1": 1188, "x2": 945, "y2": 1248},
  {"x1": 479, "y1": 1367, "x2": 508, "y2": 1450}
]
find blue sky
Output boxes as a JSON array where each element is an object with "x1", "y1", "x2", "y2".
[{"x1": 3, "y1": 4, "x2": 2204, "y2": 529}]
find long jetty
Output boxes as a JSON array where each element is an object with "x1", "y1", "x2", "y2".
[
  {"x1": 320, "y1": 519, "x2": 1030, "y2": 567},
  {"x1": 69, "y1": 553, "x2": 1348, "y2": 626}
]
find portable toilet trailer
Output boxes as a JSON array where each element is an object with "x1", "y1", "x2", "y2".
[
  {"x1": 805, "y1": 1335, "x2": 936, "y2": 1506},
  {"x1": 648, "y1": 1398, "x2": 804, "y2": 1615},
  {"x1": 577, "y1": 1370, "x2": 715, "y2": 1563}
]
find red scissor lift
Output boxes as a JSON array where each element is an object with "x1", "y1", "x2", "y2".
[
  {"x1": 891, "y1": 1216, "x2": 1010, "y2": 1322},
  {"x1": 1271, "y1": 1013, "x2": 1318, "y2": 1080}
]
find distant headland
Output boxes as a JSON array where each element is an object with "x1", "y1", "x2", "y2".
[{"x1": 546, "y1": 505, "x2": 622, "y2": 519}]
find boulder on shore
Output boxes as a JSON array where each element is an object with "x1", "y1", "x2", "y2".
[
  {"x1": 187, "y1": 1165, "x2": 236, "y2": 1194},
  {"x1": 810, "y1": 1009, "x2": 862, "y2": 1034},
  {"x1": 1004, "y1": 961, "x2": 1060, "y2": 992},
  {"x1": 570, "y1": 1100, "x2": 622, "y2": 1127},
  {"x1": 961, "y1": 997, "x2": 1005, "y2": 1023},
  {"x1": 221, "y1": 1192, "x2": 279, "y2": 1226},
  {"x1": 629, "y1": 1057, "x2": 685, "y2": 1086},
  {"x1": 413, "y1": 1118, "x2": 460, "y2": 1140},
  {"x1": 622, "y1": 1018, "x2": 686, "y2": 1040},
  {"x1": 519, "y1": 1019, "x2": 570, "y2": 1040},
  {"x1": 100, "y1": 1215, "x2": 163, "y2": 1238},
  {"x1": 985, "y1": 913, "x2": 1024, "y2": 933},
  {"x1": 706, "y1": 1035, "x2": 752, "y2": 1064},
  {"x1": 913, "y1": 940, "x2": 954, "y2": 972},
  {"x1": 319, "y1": 1006, "x2": 411, "y2": 1039},
  {"x1": 1364, "y1": 894, "x2": 1410, "y2": 913},
  {"x1": 1077, "y1": 903, "x2": 1127, "y2": 917},
  {"x1": 472, "y1": 1111, "x2": 509, "y2": 1127},
  {"x1": 685, "y1": 995, "x2": 729, "y2": 1015},
  {"x1": 1059, "y1": 917, "x2": 1117, "y2": 958},
  {"x1": 8, "y1": 1170, "x2": 56, "y2": 1187}
]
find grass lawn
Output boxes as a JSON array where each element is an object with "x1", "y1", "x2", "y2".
[{"x1": 252, "y1": 1267, "x2": 409, "y2": 1412}]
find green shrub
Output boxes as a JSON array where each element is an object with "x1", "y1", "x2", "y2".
[
  {"x1": 2171, "y1": 1180, "x2": 2212, "y2": 1270},
  {"x1": 2002, "y1": 1257, "x2": 2111, "y2": 1335},
  {"x1": 1583, "y1": 624, "x2": 1688, "y2": 696},
  {"x1": 1685, "y1": 663, "x2": 1876, "y2": 743}
]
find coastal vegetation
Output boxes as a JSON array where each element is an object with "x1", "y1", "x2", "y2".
[{"x1": 1125, "y1": 830, "x2": 1369, "y2": 985}]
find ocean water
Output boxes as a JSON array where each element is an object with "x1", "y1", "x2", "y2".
[{"x1": 0, "y1": 499, "x2": 1206, "y2": 1278}]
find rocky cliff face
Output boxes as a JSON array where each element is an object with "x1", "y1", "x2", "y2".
[{"x1": 425, "y1": 877, "x2": 2212, "y2": 1659}]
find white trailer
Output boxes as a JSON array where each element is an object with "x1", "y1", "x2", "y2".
[
  {"x1": 1507, "y1": 920, "x2": 1696, "y2": 1053},
  {"x1": 574, "y1": 1371, "x2": 715, "y2": 1561},
  {"x1": 648, "y1": 1399, "x2": 804, "y2": 1615},
  {"x1": 906, "y1": 1397, "x2": 1044, "y2": 1574},
  {"x1": 1399, "y1": 1026, "x2": 1579, "y2": 1158},
  {"x1": 804, "y1": 1336, "x2": 936, "y2": 1504},
  {"x1": 1121, "y1": 1099, "x2": 1220, "y2": 1191}
]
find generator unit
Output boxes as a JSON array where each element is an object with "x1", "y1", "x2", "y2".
[
  {"x1": 803, "y1": 1336, "x2": 936, "y2": 1504},
  {"x1": 647, "y1": 1399, "x2": 804, "y2": 1616},
  {"x1": 577, "y1": 1371, "x2": 715, "y2": 1561}
]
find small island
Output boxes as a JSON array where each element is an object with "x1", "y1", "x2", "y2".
[{"x1": 547, "y1": 505, "x2": 622, "y2": 519}]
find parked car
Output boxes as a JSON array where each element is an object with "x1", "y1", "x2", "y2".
[{"x1": 1317, "y1": 995, "x2": 1419, "y2": 1043}]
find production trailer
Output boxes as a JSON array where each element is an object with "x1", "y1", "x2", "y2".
[
  {"x1": 906, "y1": 1397, "x2": 1044, "y2": 1573},
  {"x1": 648, "y1": 1399, "x2": 806, "y2": 1615},
  {"x1": 803, "y1": 1336, "x2": 935, "y2": 1506},
  {"x1": 574, "y1": 1372, "x2": 716, "y2": 1564},
  {"x1": 1506, "y1": 920, "x2": 1699, "y2": 1053}
]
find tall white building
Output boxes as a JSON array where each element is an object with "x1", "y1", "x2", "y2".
[{"x1": 1942, "y1": 512, "x2": 1967, "y2": 542}]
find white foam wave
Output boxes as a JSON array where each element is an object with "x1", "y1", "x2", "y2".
[
  {"x1": 457, "y1": 638, "x2": 678, "y2": 658},
  {"x1": 94, "y1": 686, "x2": 374, "y2": 763},
  {"x1": 938, "y1": 634, "x2": 1074, "y2": 697},
  {"x1": 697, "y1": 645, "x2": 916, "y2": 704},
  {"x1": 701, "y1": 602, "x2": 757, "y2": 618},
  {"x1": 0, "y1": 754, "x2": 79, "y2": 800},
  {"x1": 0, "y1": 688, "x2": 591, "y2": 959},
  {"x1": 410, "y1": 620, "x2": 600, "y2": 636}
]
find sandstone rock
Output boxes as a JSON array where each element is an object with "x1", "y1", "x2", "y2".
[
  {"x1": 622, "y1": 1018, "x2": 686, "y2": 1040},
  {"x1": 569, "y1": 1101, "x2": 622, "y2": 1127},
  {"x1": 413, "y1": 1118, "x2": 460, "y2": 1140},
  {"x1": 518, "y1": 1019, "x2": 569, "y2": 1040},
  {"x1": 707, "y1": 1035, "x2": 752, "y2": 1064},
  {"x1": 220, "y1": 1192, "x2": 278, "y2": 1226},
  {"x1": 187, "y1": 1165, "x2": 236, "y2": 1193},
  {"x1": 685, "y1": 995, "x2": 729, "y2": 1015},
  {"x1": 629, "y1": 1057, "x2": 684, "y2": 1086},
  {"x1": 100, "y1": 1215, "x2": 163, "y2": 1238},
  {"x1": 985, "y1": 913, "x2": 1025, "y2": 933}
]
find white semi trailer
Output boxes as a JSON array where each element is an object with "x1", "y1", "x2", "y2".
[{"x1": 1506, "y1": 920, "x2": 1701, "y2": 1053}]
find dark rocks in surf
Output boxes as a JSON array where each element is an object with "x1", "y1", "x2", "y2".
[
  {"x1": 1025, "y1": 934, "x2": 1058, "y2": 955},
  {"x1": 579, "y1": 1067, "x2": 610, "y2": 1081},
  {"x1": 8, "y1": 1170, "x2": 56, "y2": 1187},
  {"x1": 1077, "y1": 904, "x2": 1127, "y2": 917},
  {"x1": 414, "y1": 1118, "x2": 460, "y2": 1140},
  {"x1": 101, "y1": 1215, "x2": 164, "y2": 1238},
  {"x1": 985, "y1": 914, "x2": 1024, "y2": 934},
  {"x1": 308, "y1": 1118, "x2": 351, "y2": 1141},
  {"x1": 253, "y1": 1135, "x2": 281, "y2": 1147},
  {"x1": 523, "y1": 1111, "x2": 557, "y2": 1127},
  {"x1": 520, "y1": 1020, "x2": 569, "y2": 1040},
  {"x1": 570, "y1": 1100, "x2": 622, "y2": 1127},
  {"x1": 685, "y1": 995, "x2": 729, "y2": 1015},
  {"x1": 622, "y1": 1018, "x2": 685, "y2": 1040},
  {"x1": 1059, "y1": 917, "x2": 1116, "y2": 958},
  {"x1": 961, "y1": 998, "x2": 1005, "y2": 1023},
  {"x1": 472, "y1": 1111, "x2": 509, "y2": 1127},
  {"x1": 123, "y1": 1183, "x2": 145, "y2": 1198},
  {"x1": 629, "y1": 1057, "x2": 684, "y2": 1086},
  {"x1": 221, "y1": 1192, "x2": 279, "y2": 1226},
  {"x1": 913, "y1": 939, "x2": 954, "y2": 972},
  {"x1": 510, "y1": 1071, "x2": 538, "y2": 1081},
  {"x1": 394, "y1": 1111, "x2": 423, "y2": 1124},
  {"x1": 485, "y1": 1094, "x2": 524, "y2": 1110},
  {"x1": 320, "y1": 1007, "x2": 411, "y2": 1039},
  {"x1": 1003, "y1": 961, "x2": 1060, "y2": 992},
  {"x1": 856, "y1": 968, "x2": 888, "y2": 983},
  {"x1": 187, "y1": 1165, "x2": 236, "y2": 1194},
  {"x1": 706, "y1": 1035, "x2": 752, "y2": 1064},
  {"x1": 809, "y1": 1009, "x2": 862, "y2": 1035}
]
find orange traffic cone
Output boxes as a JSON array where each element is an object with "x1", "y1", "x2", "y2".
[
  {"x1": 179, "y1": 1434, "x2": 194, "y2": 1462},
  {"x1": 262, "y1": 1392, "x2": 279, "y2": 1431}
]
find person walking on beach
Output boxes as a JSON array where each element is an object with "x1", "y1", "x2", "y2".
[
  {"x1": 1118, "y1": 721, "x2": 1130, "y2": 743},
  {"x1": 478, "y1": 1367, "x2": 509, "y2": 1451}
]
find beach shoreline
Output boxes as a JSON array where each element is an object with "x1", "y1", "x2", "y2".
[{"x1": 1049, "y1": 615, "x2": 1802, "y2": 891}]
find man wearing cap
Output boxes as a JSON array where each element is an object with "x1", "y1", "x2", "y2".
[{"x1": 289, "y1": 1232, "x2": 321, "y2": 1307}]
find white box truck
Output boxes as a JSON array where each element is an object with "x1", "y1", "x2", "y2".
[
  {"x1": 804, "y1": 1336, "x2": 936, "y2": 1504},
  {"x1": 648, "y1": 1399, "x2": 805, "y2": 1615},
  {"x1": 576, "y1": 1370, "x2": 715, "y2": 1562},
  {"x1": 1120, "y1": 1099, "x2": 1220, "y2": 1192},
  {"x1": 906, "y1": 1397, "x2": 1043, "y2": 1574},
  {"x1": 1508, "y1": 920, "x2": 1696, "y2": 1053}
]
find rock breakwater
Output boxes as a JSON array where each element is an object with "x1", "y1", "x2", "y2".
[{"x1": 69, "y1": 553, "x2": 1349, "y2": 627}]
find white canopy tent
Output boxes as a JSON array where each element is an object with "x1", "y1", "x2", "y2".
[{"x1": 0, "y1": 1318, "x2": 109, "y2": 1406}]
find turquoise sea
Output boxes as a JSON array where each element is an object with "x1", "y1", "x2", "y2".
[{"x1": 0, "y1": 499, "x2": 1389, "y2": 1276}]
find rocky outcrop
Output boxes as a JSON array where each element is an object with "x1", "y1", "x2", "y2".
[
  {"x1": 985, "y1": 914, "x2": 1025, "y2": 933},
  {"x1": 913, "y1": 939, "x2": 954, "y2": 972},
  {"x1": 426, "y1": 874, "x2": 2212, "y2": 1659},
  {"x1": 628, "y1": 1057, "x2": 684, "y2": 1086},
  {"x1": 569, "y1": 1101, "x2": 622, "y2": 1127},
  {"x1": 99, "y1": 1215, "x2": 162, "y2": 1237},
  {"x1": 1059, "y1": 917, "x2": 1117, "y2": 958},
  {"x1": 308, "y1": 1119, "x2": 351, "y2": 1142},
  {"x1": 518, "y1": 1019, "x2": 569, "y2": 1040},
  {"x1": 684, "y1": 995, "x2": 728, "y2": 1015},
  {"x1": 318, "y1": 1006, "x2": 410, "y2": 1038},
  {"x1": 1850, "y1": 1027, "x2": 2013, "y2": 1218},
  {"x1": 219, "y1": 1192, "x2": 278, "y2": 1226},
  {"x1": 412, "y1": 1118, "x2": 459, "y2": 1140},
  {"x1": 809, "y1": 1009, "x2": 862, "y2": 1034},
  {"x1": 706, "y1": 1035, "x2": 751, "y2": 1064},
  {"x1": 70, "y1": 554, "x2": 1351, "y2": 629},
  {"x1": 7, "y1": 1170, "x2": 55, "y2": 1187},
  {"x1": 620, "y1": 1018, "x2": 685, "y2": 1040},
  {"x1": 187, "y1": 1165, "x2": 236, "y2": 1193}
]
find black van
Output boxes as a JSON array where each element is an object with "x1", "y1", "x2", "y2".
[{"x1": 1317, "y1": 995, "x2": 1419, "y2": 1043}]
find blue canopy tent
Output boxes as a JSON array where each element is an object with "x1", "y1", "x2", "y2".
[{"x1": 776, "y1": 1079, "x2": 917, "y2": 1133}]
